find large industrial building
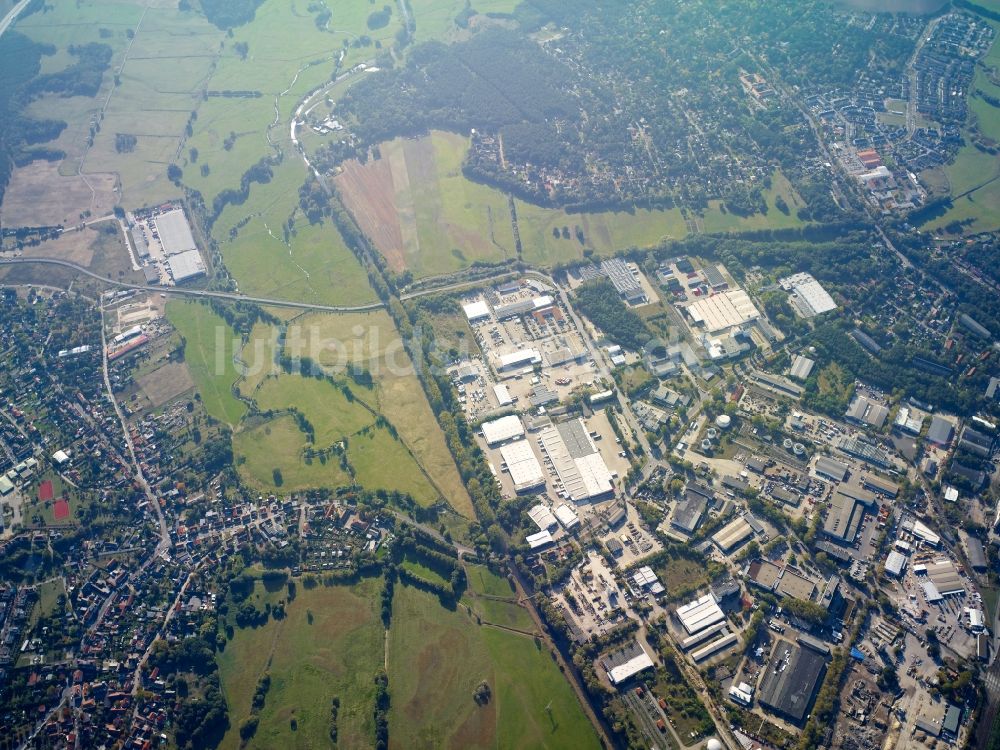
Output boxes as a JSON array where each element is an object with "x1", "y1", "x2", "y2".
[
  {"x1": 758, "y1": 641, "x2": 827, "y2": 724},
  {"x1": 779, "y1": 273, "x2": 837, "y2": 318},
  {"x1": 481, "y1": 415, "x2": 525, "y2": 446},
  {"x1": 712, "y1": 515, "x2": 755, "y2": 552},
  {"x1": 462, "y1": 300, "x2": 491, "y2": 322},
  {"x1": 536, "y1": 418, "x2": 614, "y2": 503},
  {"x1": 686, "y1": 290, "x2": 761, "y2": 334},
  {"x1": 601, "y1": 258, "x2": 647, "y2": 304},
  {"x1": 499, "y1": 441, "x2": 545, "y2": 492},
  {"x1": 823, "y1": 490, "x2": 868, "y2": 545},
  {"x1": 845, "y1": 394, "x2": 889, "y2": 428},
  {"x1": 676, "y1": 593, "x2": 726, "y2": 635},
  {"x1": 165, "y1": 249, "x2": 206, "y2": 283},
  {"x1": 153, "y1": 208, "x2": 198, "y2": 255}
]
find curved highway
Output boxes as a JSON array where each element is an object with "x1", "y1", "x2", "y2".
[{"x1": 0, "y1": 257, "x2": 385, "y2": 312}]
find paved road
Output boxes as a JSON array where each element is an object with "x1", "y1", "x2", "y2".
[{"x1": 0, "y1": 256, "x2": 385, "y2": 312}]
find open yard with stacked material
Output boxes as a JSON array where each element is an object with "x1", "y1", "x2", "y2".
[
  {"x1": 217, "y1": 577, "x2": 386, "y2": 750},
  {"x1": 387, "y1": 584, "x2": 601, "y2": 750}
]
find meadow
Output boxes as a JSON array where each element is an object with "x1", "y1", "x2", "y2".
[
  {"x1": 164, "y1": 301, "x2": 246, "y2": 426},
  {"x1": 216, "y1": 159, "x2": 378, "y2": 308},
  {"x1": 217, "y1": 577, "x2": 386, "y2": 750},
  {"x1": 922, "y1": 17, "x2": 1000, "y2": 235},
  {"x1": 233, "y1": 414, "x2": 353, "y2": 493},
  {"x1": 291, "y1": 310, "x2": 473, "y2": 515},
  {"x1": 388, "y1": 584, "x2": 600, "y2": 750},
  {"x1": 336, "y1": 131, "x2": 515, "y2": 278}
]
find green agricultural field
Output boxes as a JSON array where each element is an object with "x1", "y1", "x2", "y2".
[
  {"x1": 927, "y1": 176, "x2": 1000, "y2": 235},
  {"x1": 516, "y1": 201, "x2": 689, "y2": 267},
  {"x1": 409, "y1": 0, "x2": 523, "y2": 43},
  {"x1": 237, "y1": 322, "x2": 281, "y2": 397},
  {"x1": 233, "y1": 414, "x2": 352, "y2": 492},
  {"x1": 218, "y1": 160, "x2": 378, "y2": 308},
  {"x1": 922, "y1": 17, "x2": 1000, "y2": 234},
  {"x1": 699, "y1": 171, "x2": 808, "y2": 234},
  {"x1": 388, "y1": 585, "x2": 600, "y2": 750},
  {"x1": 217, "y1": 578, "x2": 386, "y2": 750},
  {"x1": 466, "y1": 564, "x2": 515, "y2": 598},
  {"x1": 253, "y1": 374, "x2": 375, "y2": 445},
  {"x1": 393, "y1": 131, "x2": 515, "y2": 276},
  {"x1": 348, "y1": 426, "x2": 441, "y2": 506},
  {"x1": 165, "y1": 301, "x2": 246, "y2": 426},
  {"x1": 293, "y1": 310, "x2": 474, "y2": 515}
]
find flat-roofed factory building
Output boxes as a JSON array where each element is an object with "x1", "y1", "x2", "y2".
[{"x1": 758, "y1": 641, "x2": 827, "y2": 724}]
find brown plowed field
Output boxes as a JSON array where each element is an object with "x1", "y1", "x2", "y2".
[{"x1": 335, "y1": 156, "x2": 406, "y2": 272}]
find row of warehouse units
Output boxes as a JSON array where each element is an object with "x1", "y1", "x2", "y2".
[{"x1": 481, "y1": 414, "x2": 616, "y2": 505}]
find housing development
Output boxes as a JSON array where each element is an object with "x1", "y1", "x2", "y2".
[{"x1": 0, "y1": 1, "x2": 999, "y2": 750}]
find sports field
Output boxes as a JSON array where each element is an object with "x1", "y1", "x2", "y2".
[
  {"x1": 388, "y1": 585, "x2": 600, "y2": 750},
  {"x1": 217, "y1": 578, "x2": 386, "y2": 750},
  {"x1": 165, "y1": 301, "x2": 246, "y2": 426}
]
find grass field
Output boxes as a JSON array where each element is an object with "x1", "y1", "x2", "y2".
[
  {"x1": 164, "y1": 301, "x2": 246, "y2": 426},
  {"x1": 217, "y1": 578, "x2": 385, "y2": 750},
  {"x1": 254, "y1": 374, "x2": 375, "y2": 444},
  {"x1": 922, "y1": 17, "x2": 1000, "y2": 234},
  {"x1": 388, "y1": 585, "x2": 600, "y2": 750},
  {"x1": 217, "y1": 159, "x2": 378, "y2": 308},
  {"x1": 466, "y1": 564, "x2": 515, "y2": 598},
  {"x1": 233, "y1": 414, "x2": 353, "y2": 492},
  {"x1": 336, "y1": 131, "x2": 515, "y2": 277},
  {"x1": 700, "y1": 171, "x2": 808, "y2": 234},
  {"x1": 516, "y1": 201, "x2": 689, "y2": 267},
  {"x1": 290, "y1": 310, "x2": 473, "y2": 515},
  {"x1": 409, "y1": 0, "x2": 522, "y2": 43}
]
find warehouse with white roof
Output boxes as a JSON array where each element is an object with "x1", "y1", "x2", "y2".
[
  {"x1": 166, "y1": 249, "x2": 206, "y2": 283},
  {"x1": 462, "y1": 300, "x2": 491, "y2": 322},
  {"x1": 153, "y1": 208, "x2": 197, "y2": 255},
  {"x1": 686, "y1": 290, "x2": 761, "y2": 334},
  {"x1": 500, "y1": 441, "x2": 545, "y2": 492},
  {"x1": 676, "y1": 593, "x2": 726, "y2": 635},
  {"x1": 481, "y1": 415, "x2": 525, "y2": 446},
  {"x1": 536, "y1": 418, "x2": 614, "y2": 502},
  {"x1": 779, "y1": 272, "x2": 837, "y2": 317}
]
